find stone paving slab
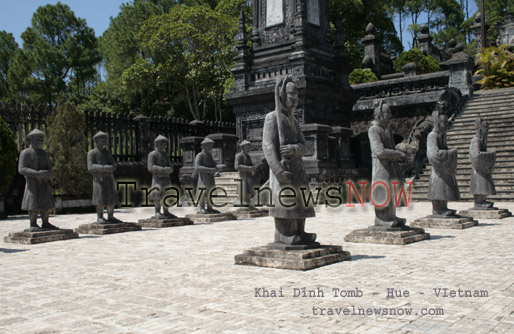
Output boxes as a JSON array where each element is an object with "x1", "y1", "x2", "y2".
[{"x1": 1, "y1": 201, "x2": 513, "y2": 333}]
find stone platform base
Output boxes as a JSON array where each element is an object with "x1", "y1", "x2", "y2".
[
  {"x1": 186, "y1": 212, "x2": 236, "y2": 223},
  {"x1": 137, "y1": 218, "x2": 193, "y2": 228},
  {"x1": 458, "y1": 209, "x2": 512, "y2": 219},
  {"x1": 234, "y1": 245, "x2": 351, "y2": 271},
  {"x1": 75, "y1": 222, "x2": 141, "y2": 235},
  {"x1": 4, "y1": 229, "x2": 79, "y2": 245},
  {"x1": 231, "y1": 209, "x2": 268, "y2": 219},
  {"x1": 411, "y1": 216, "x2": 478, "y2": 229},
  {"x1": 344, "y1": 228, "x2": 430, "y2": 245}
]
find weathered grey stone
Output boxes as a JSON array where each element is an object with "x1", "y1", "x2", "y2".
[
  {"x1": 231, "y1": 209, "x2": 268, "y2": 219},
  {"x1": 234, "y1": 140, "x2": 256, "y2": 209},
  {"x1": 75, "y1": 222, "x2": 141, "y2": 235},
  {"x1": 262, "y1": 77, "x2": 316, "y2": 246},
  {"x1": 458, "y1": 209, "x2": 512, "y2": 220},
  {"x1": 18, "y1": 129, "x2": 59, "y2": 231},
  {"x1": 194, "y1": 138, "x2": 219, "y2": 214},
  {"x1": 344, "y1": 228, "x2": 430, "y2": 245},
  {"x1": 411, "y1": 216, "x2": 478, "y2": 229},
  {"x1": 137, "y1": 218, "x2": 193, "y2": 228},
  {"x1": 234, "y1": 245, "x2": 351, "y2": 271},
  {"x1": 185, "y1": 212, "x2": 236, "y2": 223},
  {"x1": 148, "y1": 135, "x2": 175, "y2": 219},
  {"x1": 4, "y1": 229, "x2": 79, "y2": 245}
]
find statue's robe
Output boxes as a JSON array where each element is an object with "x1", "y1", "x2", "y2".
[
  {"x1": 19, "y1": 147, "x2": 55, "y2": 211},
  {"x1": 148, "y1": 150, "x2": 173, "y2": 201},
  {"x1": 87, "y1": 148, "x2": 119, "y2": 206},
  {"x1": 469, "y1": 135, "x2": 496, "y2": 196},
  {"x1": 427, "y1": 130, "x2": 460, "y2": 201}
]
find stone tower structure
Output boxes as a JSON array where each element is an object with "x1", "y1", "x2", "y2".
[{"x1": 226, "y1": 0, "x2": 355, "y2": 158}]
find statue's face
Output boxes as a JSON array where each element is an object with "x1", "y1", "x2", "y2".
[
  {"x1": 437, "y1": 117, "x2": 448, "y2": 132},
  {"x1": 242, "y1": 145, "x2": 250, "y2": 154},
  {"x1": 156, "y1": 141, "x2": 167, "y2": 152},
  {"x1": 32, "y1": 137, "x2": 45, "y2": 150},
  {"x1": 96, "y1": 137, "x2": 107, "y2": 149},
  {"x1": 285, "y1": 91, "x2": 298, "y2": 111},
  {"x1": 203, "y1": 143, "x2": 213, "y2": 154},
  {"x1": 380, "y1": 105, "x2": 391, "y2": 126}
]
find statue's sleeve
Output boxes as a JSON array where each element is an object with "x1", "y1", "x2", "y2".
[
  {"x1": 87, "y1": 150, "x2": 104, "y2": 173},
  {"x1": 195, "y1": 153, "x2": 216, "y2": 174},
  {"x1": 427, "y1": 132, "x2": 457, "y2": 174},
  {"x1": 235, "y1": 153, "x2": 253, "y2": 172},
  {"x1": 470, "y1": 137, "x2": 496, "y2": 173},
  {"x1": 262, "y1": 112, "x2": 285, "y2": 175},
  {"x1": 290, "y1": 121, "x2": 309, "y2": 158},
  {"x1": 147, "y1": 152, "x2": 164, "y2": 174},
  {"x1": 18, "y1": 150, "x2": 39, "y2": 178},
  {"x1": 369, "y1": 126, "x2": 402, "y2": 160}
]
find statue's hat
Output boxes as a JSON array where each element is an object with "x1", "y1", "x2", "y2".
[
  {"x1": 201, "y1": 137, "x2": 214, "y2": 145},
  {"x1": 93, "y1": 131, "x2": 108, "y2": 140},
  {"x1": 240, "y1": 140, "x2": 251, "y2": 147},
  {"x1": 154, "y1": 135, "x2": 168, "y2": 142},
  {"x1": 27, "y1": 128, "x2": 45, "y2": 139}
]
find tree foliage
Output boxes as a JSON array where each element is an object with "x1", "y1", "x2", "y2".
[
  {"x1": 47, "y1": 95, "x2": 91, "y2": 196},
  {"x1": 0, "y1": 116, "x2": 17, "y2": 195},
  {"x1": 349, "y1": 68, "x2": 379, "y2": 84},
  {"x1": 0, "y1": 31, "x2": 18, "y2": 102},
  {"x1": 7, "y1": 2, "x2": 100, "y2": 106},
  {"x1": 475, "y1": 44, "x2": 514, "y2": 89},
  {"x1": 395, "y1": 48, "x2": 441, "y2": 73}
]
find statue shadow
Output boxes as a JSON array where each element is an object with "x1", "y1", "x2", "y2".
[
  {"x1": 0, "y1": 248, "x2": 28, "y2": 253},
  {"x1": 429, "y1": 235, "x2": 456, "y2": 240},
  {"x1": 475, "y1": 223, "x2": 499, "y2": 227},
  {"x1": 349, "y1": 255, "x2": 386, "y2": 261}
]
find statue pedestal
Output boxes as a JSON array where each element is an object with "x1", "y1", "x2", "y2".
[
  {"x1": 4, "y1": 229, "x2": 79, "y2": 245},
  {"x1": 75, "y1": 222, "x2": 141, "y2": 235},
  {"x1": 344, "y1": 227, "x2": 430, "y2": 245},
  {"x1": 231, "y1": 209, "x2": 268, "y2": 219},
  {"x1": 137, "y1": 217, "x2": 193, "y2": 228},
  {"x1": 411, "y1": 216, "x2": 478, "y2": 229},
  {"x1": 235, "y1": 245, "x2": 351, "y2": 271},
  {"x1": 185, "y1": 212, "x2": 236, "y2": 223},
  {"x1": 458, "y1": 208, "x2": 512, "y2": 220}
]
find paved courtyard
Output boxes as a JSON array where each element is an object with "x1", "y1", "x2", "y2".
[{"x1": 1, "y1": 201, "x2": 513, "y2": 334}]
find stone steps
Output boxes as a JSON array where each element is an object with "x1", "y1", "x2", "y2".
[{"x1": 413, "y1": 87, "x2": 514, "y2": 201}]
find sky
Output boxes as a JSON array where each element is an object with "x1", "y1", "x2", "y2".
[
  {"x1": 0, "y1": 1, "x2": 480, "y2": 51},
  {"x1": 0, "y1": 0, "x2": 126, "y2": 45}
]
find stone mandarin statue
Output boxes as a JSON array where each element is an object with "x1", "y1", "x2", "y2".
[
  {"x1": 469, "y1": 118, "x2": 496, "y2": 209},
  {"x1": 234, "y1": 140, "x2": 257, "y2": 209},
  {"x1": 148, "y1": 135, "x2": 176, "y2": 219},
  {"x1": 88, "y1": 131, "x2": 122, "y2": 224},
  {"x1": 262, "y1": 77, "x2": 316, "y2": 246},
  {"x1": 194, "y1": 137, "x2": 220, "y2": 214},
  {"x1": 427, "y1": 105, "x2": 460, "y2": 217},
  {"x1": 368, "y1": 100, "x2": 406, "y2": 228},
  {"x1": 18, "y1": 129, "x2": 58, "y2": 231}
]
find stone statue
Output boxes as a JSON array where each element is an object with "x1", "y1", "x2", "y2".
[
  {"x1": 470, "y1": 118, "x2": 496, "y2": 209},
  {"x1": 18, "y1": 129, "x2": 58, "y2": 231},
  {"x1": 194, "y1": 137, "x2": 219, "y2": 214},
  {"x1": 88, "y1": 131, "x2": 122, "y2": 224},
  {"x1": 235, "y1": 140, "x2": 256, "y2": 209},
  {"x1": 148, "y1": 135, "x2": 176, "y2": 219},
  {"x1": 262, "y1": 77, "x2": 316, "y2": 246},
  {"x1": 368, "y1": 100, "x2": 406, "y2": 228},
  {"x1": 427, "y1": 105, "x2": 460, "y2": 216}
]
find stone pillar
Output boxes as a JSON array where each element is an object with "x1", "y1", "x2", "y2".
[
  {"x1": 232, "y1": 9, "x2": 250, "y2": 92},
  {"x1": 331, "y1": 126, "x2": 355, "y2": 170},
  {"x1": 206, "y1": 133, "x2": 238, "y2": 172},
  {"x1": 300, "y1": 123, "x2": 337, "y2": 175},
  {"x1": 471, "y1": 13, "x2": 489, "y2": 53},
  {"x1": 442, "y1": 43, "x2": 474, "y2": 96},
  {"x1": 402, "y1": 62, "x2": 421, "y2": 77},
  {"x1": 179, "y1": 136, "x2": 204, "y2": 179},
  {"x1": 361, "y1": 23, "x2": 381, "y2": 78},
  {"x1": 133, "y1": 115, "x2": 153, "y2": 163}
]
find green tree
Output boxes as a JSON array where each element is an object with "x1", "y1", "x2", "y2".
[
  {"x1": 0, "y1": 31, "x2": 18, "y2": 102},
  {"x1": 395, "y1": 48, "x2": 441, "y2": 73},
  {"x1": 479, "y1": 0, "x2": 514, "y2": 46},
  {"x1": 0, "y1": 115, "x2": 17, "y2": 196},
  {"x1": 136, "y1": 3, "x2": 238, "y2": 120},
  {"x1": 8, "y1": 2, "x2": 100, "y2": 105},
  {"x1": 47, "y1": 95, "x2": 91, "y2": 196}
]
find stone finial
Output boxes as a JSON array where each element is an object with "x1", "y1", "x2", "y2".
[
  {"x1": 420, "y1": 24, "x2": 429, "y2": 35},
  {"x1": 365, "y1": 23, "x2": 376, "y2": 35}
]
